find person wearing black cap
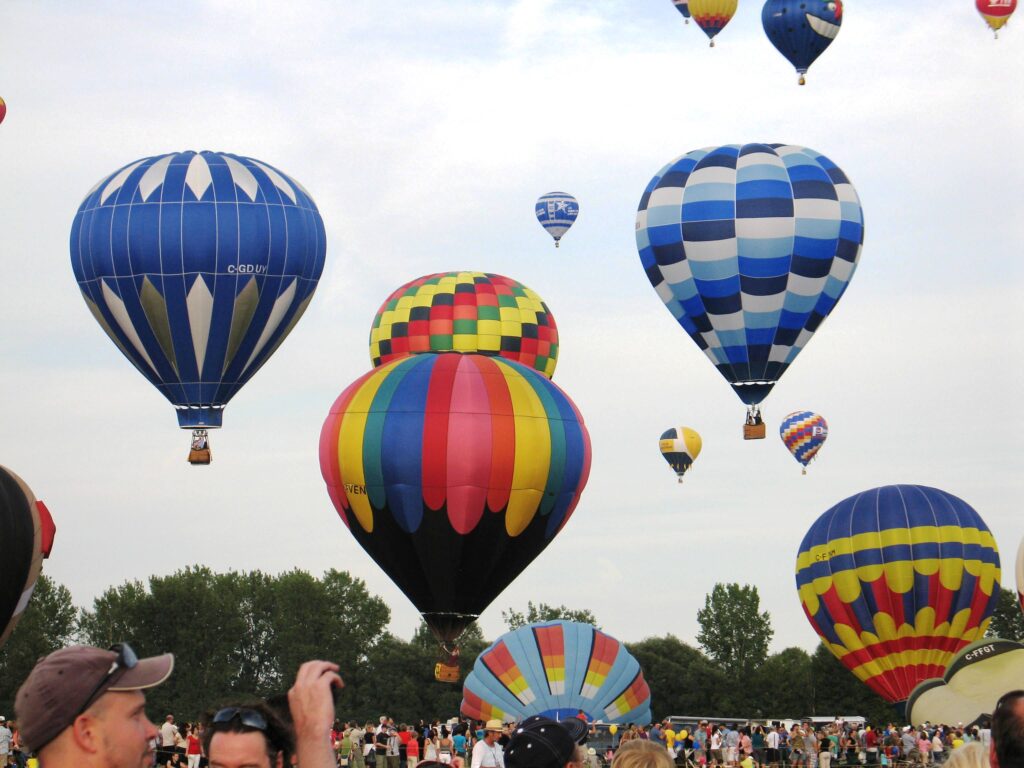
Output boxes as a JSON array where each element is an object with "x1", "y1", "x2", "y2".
[
  {"x1": 14, "y1": 642, "x2": 174, "y2": 768},
  {"x1": 504, "y1": 718, "x2": 579, "y2": 768}
]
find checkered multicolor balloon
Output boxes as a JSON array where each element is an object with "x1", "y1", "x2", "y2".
[{"x1": 369, "y1": 272, "x2": 559, "y2": 378}]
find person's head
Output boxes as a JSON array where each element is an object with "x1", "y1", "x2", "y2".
[
  {"x1": 483, "y1": 720, "x2": 503, "y2": 744},
  {"x1": 203, "y1": 703, "x2": 294, "y2": 768},
  {"x1": 947, "y1": 742, "x2": 990, "y2": 768},
  {"x1": 167, "y1": 715, "x2": 175, "y2": 724},
  {"x1": 611, "y1": 740, "x2": 675, "y2": 768},
  {"x1": 14, "y1": 643, "x2": 174, "y2": 768},
  {"x1": 506, "y1": 719, "x2": 577, "y2": 768},
  {"x1": 992, "y1": 691, "x2": 1024, "y2": 768}
]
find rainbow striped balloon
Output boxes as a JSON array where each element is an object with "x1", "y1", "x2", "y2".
[
  {"x1": 461, "y1": 620, "x2": 651, "y2": 724},
  {"x1": 779, "y1": 411, "x2": 828, "y2": 472},
  {"x1": 319, "y1": 353, "x2": 591, "y2": 645},
  {"x1": 796, "y1": 485, "x2": 1001, "y2": 708}
]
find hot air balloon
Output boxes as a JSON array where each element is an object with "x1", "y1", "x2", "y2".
[
  {"x1": 0, "y1": 97, "x2": 6, "y2": 125},
  {"x1": 319, "y1": 353, "x2": 592, "y2": 656},
  {"x1": 762, "y1": 0, "x2": 843, "y2": 85},
  {"x1": 461, "y1": 621, "x2": 652, "y2": 724},
  {"x1": 779, "y1": 411, "x2": 828, "y2": 473},
  {"x1": 535, "y1": 193, "x2": 579, "y2": 248},
  {"x1": 672, "y1": 0, "x2": 692, "y2": 23},
  {"x1": 370, "y1": 272, "x2": 559, "y2": 378},
  {"x1": 796, "y1": 485, "x2": 1001, "y2": 712},
  {"x1": 978, "y1": 0, "x2": 1017, "y2": 37},
  {"x1": 659, "y1": 427, "x2": 702, "y2": 483},
  {"x1": 689, "y1": 0, "x2": 739, "y2": 46},
  {"x1": 71, "y1": 151, "x2": 326, "y2": 463},
  {"x1": 0, "y1": 466, "x2": 56, "y2": 648},
  {"x1": 635, "y1": 144, "x2": 864, "y2": 439}
]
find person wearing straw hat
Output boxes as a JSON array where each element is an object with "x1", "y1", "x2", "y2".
[{"x1": 472, "y1": 721, "x2": 505, "y2": 768}]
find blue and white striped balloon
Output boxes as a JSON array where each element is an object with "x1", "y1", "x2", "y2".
[
  {"x1": 71, "y1": 151, "x2": 326, "y2": 429},
  {"x1": 635, "y1": 144, "x2": 863, "y2": 406},
  {"x1": 535, "y1": 192, "x2": 579, "y2": 248}
]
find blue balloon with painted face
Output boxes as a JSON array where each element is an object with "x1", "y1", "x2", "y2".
[
  {"x1": 71, "y1": 151, "x2": 326, "y2": 430},
  {"x1": 762, "y1": 0, "x2": 844, "y2": 84}
]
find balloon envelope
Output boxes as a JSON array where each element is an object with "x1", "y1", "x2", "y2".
[
  {"x1": 659, "y1": 427, "x2": 702, "y2": 479},
  {"x1": 1016, "y1": 535, "x2": 1024, "y2": 615},
  {"x1": 796, "y1": 485, "x2": 1000, "y2": 707},
  {"x1": 535, "y1": 192, "x2": 579, "y2": 246},
  {"x1": 461, "y1": 620, "x2": 652, "y2": 724},
  {"x1": 636, "y1": 144, "x2": 864, "y2": 406},
  {"x1": 779, "y1": 411, "x2": 828, "y2": 469},
  {"x1": 977, "y1": 0, "x2": 1017, "y2": 32},
  {"x1": 0, "y1": 466, "x2": 55, "y2": 648},
  {"x1": 762, "y1": 0, "x2": 843, "y2": 82},
  {"x1": 688, "y1": 0, "x2": 739, "y2": 43},
  {"x1": 319, "y1": 353, "x2": 592, "y2": 646},
  {"x1": 370, "y1": 272, "x2": 559, "y2": 378},
  {"x1": 0, "y1": 97, "x2": 6, "y2": 125},
  {"x1": 672, "y1": 0, "x2": 692, "y2": 19},
  {"x1": 71, "y1": 151, "x2": 326, "y2": 429}
]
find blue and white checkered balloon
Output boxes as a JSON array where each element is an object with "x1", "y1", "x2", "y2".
[
  {"x1": 635, "y1": 144, "x2": 863, "y2": 406},
  {"x1": 535, "y1": 192, "x2": 579, "y2": 248}
]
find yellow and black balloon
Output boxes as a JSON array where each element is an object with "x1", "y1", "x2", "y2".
[
  {"x1": 0, "y1": 466, "x2": 56, "y2": 647},
  {"x1": 659, "y1": 427, "x2": 701, "y2": 483}
]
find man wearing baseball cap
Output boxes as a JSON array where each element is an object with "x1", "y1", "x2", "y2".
[{"x1": 15, "y1": 642, "x2": 173, "y2": 768}]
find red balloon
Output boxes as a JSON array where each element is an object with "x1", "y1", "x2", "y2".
[{"x1": 0, "y1": 98, "x2": 6, "y2": 125}]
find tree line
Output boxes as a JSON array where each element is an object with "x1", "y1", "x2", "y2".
[{"x1": 0, "y1": 569, "x2": 1021, "y2": 725}]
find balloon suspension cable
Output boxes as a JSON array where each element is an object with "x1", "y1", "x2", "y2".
[{"x1": 745, "y1": 405, "x2": 763, "y2": 426}]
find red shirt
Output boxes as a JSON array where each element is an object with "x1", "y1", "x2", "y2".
[
  {"x1": 407, "y1": 739, "x2": 420, "y2": 758},
  {"x1": 187, "y1": 735, "x2": 201, "y2": 756}
]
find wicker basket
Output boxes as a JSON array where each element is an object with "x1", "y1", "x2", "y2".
[
  {"x1": 188, "y1": 448, "x2": 212, "y2": 465},
  {"x1": 743, "y1": 423, "x2": 766, "y2": 440}
]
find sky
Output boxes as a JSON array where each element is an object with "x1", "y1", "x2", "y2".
[{"x1": 1, "y1": 0, "x2": 1022, "y2": 660}]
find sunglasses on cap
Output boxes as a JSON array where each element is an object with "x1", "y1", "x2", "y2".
[
  {"x1": 212, "y1": 708, "x2": 269, "y2": 731},
  {"x1": 76, "y1": 643, "x2": 139, "y2": 716}
]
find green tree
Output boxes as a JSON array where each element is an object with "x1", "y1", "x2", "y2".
[
  {"x1": 748, "y1": 647, "x2": 812, "y2": 718},
  {"x1": 696, "y1": 583, "x2": 773, "y2": 680},
  {"x1": 0, "y1": 575, "x2": 77, "y2": 713},
  {"x1": 986, "y1": 586, "x2": 1024, "y2": 641},
  {"x1": 502, "y1": 602, "x2": 598, "y2": 630},
  {"x1": 79, "y1": 567, "x2": 391, "y2": 719},
  {"x1": 627, "y1": 635, "x2": 732, "y2": 719}
]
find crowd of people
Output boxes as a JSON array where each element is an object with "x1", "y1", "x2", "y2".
[{"x1": 7, "y1": 643, "x2": 1024, "y2": 768}]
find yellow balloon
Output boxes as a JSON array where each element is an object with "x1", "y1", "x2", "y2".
[
  {"x1": 609, "y1": 725, "x2": 618, "y2": 736},
  {"x1": 680, "y1": 730, "x2": 689, "y2": 739}
]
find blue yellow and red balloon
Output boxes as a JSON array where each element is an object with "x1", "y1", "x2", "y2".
[
  {"x1": 71, "y1": 151, "x2": 326, "y2": 456},
  {"x1": 796, "y1": 485, "x2": 1000, "y2": 709},
  {"x1": 369, "y1": 272, "x2": 558, "y2": 378},
  {"x1": 688, "y1": 0, "x2": 739, "y2": 46},
  {"x1": 659, "y1": 427, "x2": 702, "y2": 483},
  {"x1": 461, "y1": 620, "x2": 651, "y2": 724},
  {"x1": 762, "y1": 0, "x2": 843, "y2": 84},
  {"x1": 779, "y1": 411, "x2": 828, "y2": 473},
  {"x1": 319, "y1": 353, "x2": 591, "y2": 647}
]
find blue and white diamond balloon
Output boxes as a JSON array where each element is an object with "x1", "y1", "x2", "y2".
[{"x1": 71, "y1": 151, "x2": 326, "y2": 436}]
